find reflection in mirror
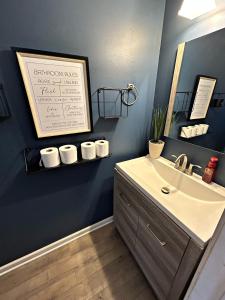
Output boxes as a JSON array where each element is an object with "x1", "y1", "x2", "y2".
[{"x1": 165, "y1": 28, "x2": 225, "y2": 153}]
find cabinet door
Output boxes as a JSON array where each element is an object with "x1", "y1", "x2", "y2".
[
  {"x1": 114, "y1": 172, "x2": 139, "y2": 250},
  {"x1": 135, "y1": 199, "x2": 190, "y2": 300}
]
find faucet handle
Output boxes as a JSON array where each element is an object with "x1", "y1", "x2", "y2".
[
  {"x1": 185, "y1": 164, "x2": 202, "y2": 176},
  {"x1": 171, "y1": 155, "x2": 178, "y2": 161}
]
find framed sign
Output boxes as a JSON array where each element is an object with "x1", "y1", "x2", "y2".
[
  {"x1": 188, "y1": 75, "x2": 217, "y2": 120},
  {"x1": 14, "y1": 48, "x2": 93, "y2": 138}
]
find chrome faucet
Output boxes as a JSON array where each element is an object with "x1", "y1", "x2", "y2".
[{"x1": 171, "y1": 154, "x2": 188, "y2": 173}]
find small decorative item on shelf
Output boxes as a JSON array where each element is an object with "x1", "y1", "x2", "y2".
[{"x1": 149, "y1": 107, "x2": 167, "y2": 159}]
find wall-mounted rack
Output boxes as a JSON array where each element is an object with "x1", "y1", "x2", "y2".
[
  {"x1": 97, "y1": 84, "x2": 138, "y2": 119},
  {"x1": 24, "y1": 137, "x2": 111, "y2": 174},
  {"x1": 174, "y1": 91, "x2": 225, "y2": 114},
  {"x1": 210, "y1": 95, "x2": 224, "y2": 108},
  {"x1": 180, "y1": 132, "x2": 210, "y2": 140},
  {"x1": 174, "y1": 92, "x2": 192, "y2": 113}
]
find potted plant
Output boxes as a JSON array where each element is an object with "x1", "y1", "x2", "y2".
[{"x1": 149, "y1": 107, "x2": 167, "y2": 159}]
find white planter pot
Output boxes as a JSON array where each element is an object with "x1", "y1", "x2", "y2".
[{"x1": 149, "y1": 140, "x2": 165, "y2": 159}]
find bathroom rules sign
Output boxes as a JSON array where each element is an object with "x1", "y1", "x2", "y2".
[{"x1": 15, "y1": 48, "x2": 93, "y2": 138}]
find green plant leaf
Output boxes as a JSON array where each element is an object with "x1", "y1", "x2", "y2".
[{"x1": 151, "y1": 106, "x2": 167, "y2": 142}]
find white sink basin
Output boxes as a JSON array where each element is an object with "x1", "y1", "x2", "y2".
[{"x1": 116, "y1": 156, "x2": 225, "y2": 247}]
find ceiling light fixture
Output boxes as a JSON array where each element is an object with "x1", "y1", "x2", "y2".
[{"x1": 178, "y1": 0, "x2": 216, "y2": 20}]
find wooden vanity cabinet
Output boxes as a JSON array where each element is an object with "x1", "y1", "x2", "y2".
[
  {"x1": 114, "y1": 170, "x2": 205, "y2": 300},
  {"x1": 113, "y1": 171, "x2": 139, "y2": 253}
]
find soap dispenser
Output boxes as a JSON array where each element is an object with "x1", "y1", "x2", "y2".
[{"x1": 202, "y1": 156, "x2": 218, "y2": 184}]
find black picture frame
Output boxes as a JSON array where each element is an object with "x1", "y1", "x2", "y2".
[{"x1": 12, "y1": 47, "x2": 93, "y2": 138}]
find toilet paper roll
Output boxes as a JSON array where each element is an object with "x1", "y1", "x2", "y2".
[
  {"x1": 181, "y1": 127, "x2": 192, "y2": 138},
  {"x1": 195, "y1": 124, "x2": 204, "y2": 135},
  {"x1": 81, "y1": 142, "x2": 96, "y2": 160},
  {"x1": 95, "y1": 140, "x2": 109, "y2": 157},
  {"x1": 59, "y1": 145, "x2": 77, "y2": 165},
  {"x1": 189, "y1": 125, "x2": 197, "y2": 137},
  {"x1": 194, "y1": 125, "x2": 202, "y2": 136},
  {"x1": 40, "y1": 147, "x2": 60, "y2": 168},
  {"x1": 202, "y1": 124, "x2": 209, "y2": 134}
]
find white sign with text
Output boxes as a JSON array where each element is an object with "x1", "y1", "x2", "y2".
[{"x1": 16, "y1": 51, "x2": 92, "y2": 137}]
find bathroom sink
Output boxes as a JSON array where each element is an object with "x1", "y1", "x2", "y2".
[{"x1": 116, "y1": 156, "x2": 225, "y2": 247}]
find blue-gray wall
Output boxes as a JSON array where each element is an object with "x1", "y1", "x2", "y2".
[
  {"x1": 154, "y1": 0, "x2": 225, "y2": 187},
  {"x1": 0, "y1": 0, "x2": 165, "y2": 265},
  {"x1": 178, "y1": 28, "x2": 225, "y2": 93},
  {"x1": 176, "y1": 28, "x2": 225, "y2": 152},
  {"x1": 171, "y1": 29, "x2": 225, "y2": 152}
]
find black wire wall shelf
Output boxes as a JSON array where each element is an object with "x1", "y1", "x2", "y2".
[
  {"x1": 179, "y1": 132, "x2": 210, "y2": 140},
  {"x1": 24, "y1": 136, "x2": 111, "y2": 175},
  {"x1": 97, "y1": 84, "x2": 138, "y2": 119},
  {"x1": 174, "y1": 91, "x2": 225, "y2": 113},
  {"x1": 97, "y1": 87, "x2": 128, "y2": 119}
]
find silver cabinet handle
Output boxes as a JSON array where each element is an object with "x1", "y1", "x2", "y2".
[
  {"x1": 119, "y1": 192, "x2": 131, "y2": 207},
  {"x1": 146, "y1": 224, "x2": 167, "y2": 247}
]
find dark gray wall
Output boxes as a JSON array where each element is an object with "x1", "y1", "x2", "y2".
[
  {"x1": 154, "y1": 0, "x2": 225, "y2": 186},
  {"x1": 0, "y1": 0, "x2": 165, "y2": 265}
]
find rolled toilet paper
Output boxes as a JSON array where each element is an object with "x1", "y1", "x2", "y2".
[
  {"x1": 202, "y1": 124, "x2": 209, "y2": 134},
  {"x1": 181, "y1": 127, "x2": 192, "y2": 138},
  {"x1": 59, "y1": 145, "x2": 77, "y2": 164},
  {"x1": 95, "y1": 140, "x2": 109, "y2": 157},
  {"x1": 40, "y1": 147, "x2": 60, "y2": 168},
  {"x1": 81, "y1": 142, "x2": 96, "y2": 160},
  {"x1": 189, "y1": 125, "x2": 197, "y2": 137},
  {"x1": 195, "y1": 124, "x2": 204, "y2": 135}
]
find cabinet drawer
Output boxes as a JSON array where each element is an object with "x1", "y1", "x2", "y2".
[
  {"x1": 114, "y1": 190, "x2": 138, "y2": 232},
  {"x1": 114, "y1": 202, "x2": 137, "y2": 250},
  {"x1": 135, "y1": 203, "x2": 189, "y2": 299},
  {"x1": 114, "y1": 170, "x2": 140, "y2": 209},
  {"x1": 135, "y1": 228, "x2": 171, "y2": 300},
  {"x1": 114, "y1": 174, "x2": 138, "y2": 249},
  {"x1": 138, "y1": 194, "x2": 190, "y2": 271}
]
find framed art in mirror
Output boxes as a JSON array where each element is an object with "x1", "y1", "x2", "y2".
[{"x1": 188, "y1": 75, "x2": 217, "y2": 120}]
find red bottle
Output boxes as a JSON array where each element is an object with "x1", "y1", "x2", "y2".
[{"x1": 202, "y1": 156, "x2": 219, "y2": 184}]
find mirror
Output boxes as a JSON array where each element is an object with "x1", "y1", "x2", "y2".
[{"x1": 164, "y1": 28, "x2": 225, "y2": 153}]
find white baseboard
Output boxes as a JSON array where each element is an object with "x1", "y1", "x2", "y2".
[{"x1": 0, "y1": 216, "x2": 113, "y2": 276}]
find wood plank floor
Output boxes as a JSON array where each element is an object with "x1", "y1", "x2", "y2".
[{"x1": 0, "y1": 223, "x2": 156, "y2": 300}]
